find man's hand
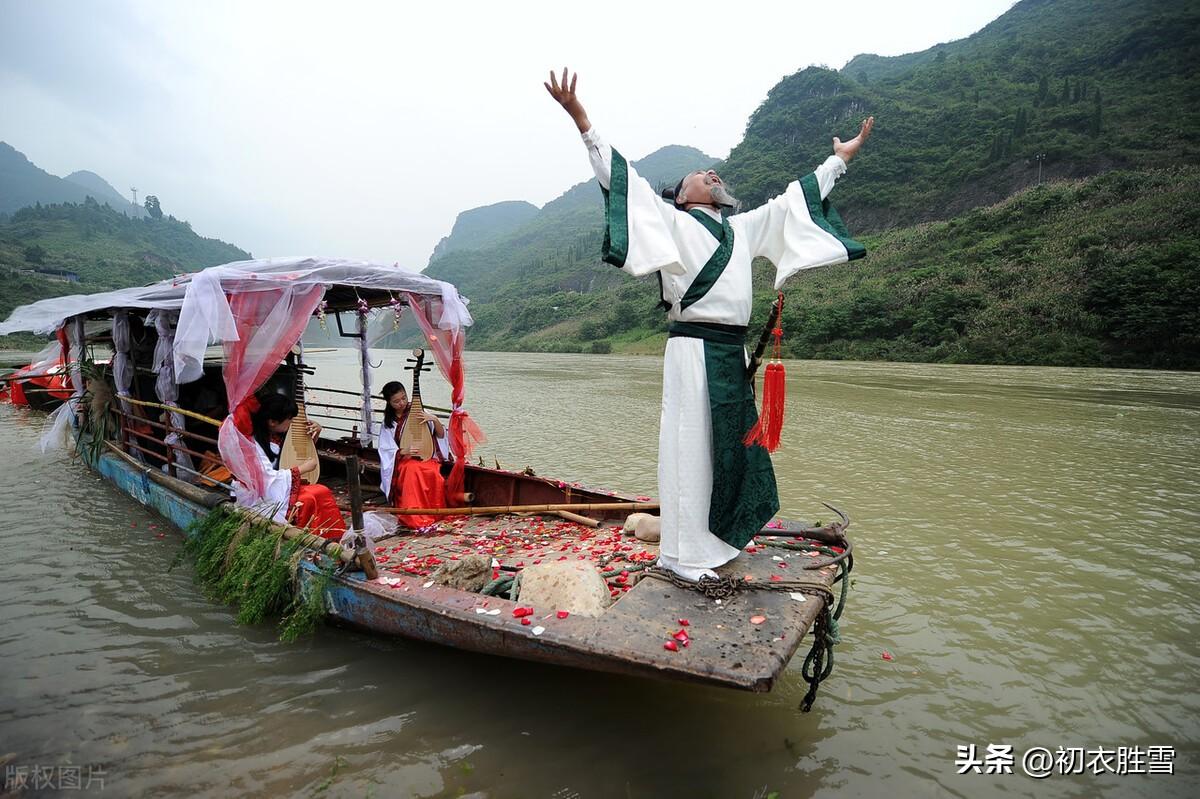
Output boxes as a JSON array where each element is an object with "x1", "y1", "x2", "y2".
[
  {"x1": 545, "y1": 67, "x2": 591, "y2": 134},
  {"x1": 833, "y1": 116, "x2": 875, "y2": 163}
]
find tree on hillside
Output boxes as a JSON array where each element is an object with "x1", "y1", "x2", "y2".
[
  {"x1": 22, "y1": 244, "x2": 46, "y2": 264},
  {"x1": 144, "y1": 195, "x2": 163, "y2": 220}
]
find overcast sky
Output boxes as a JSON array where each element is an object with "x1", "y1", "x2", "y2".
[{"x1": 1, "y1": 0, "x2": 1015, "y2": 269}]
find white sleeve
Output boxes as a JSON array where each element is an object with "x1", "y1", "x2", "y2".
[
  {"x1": 430, "y1": 420, "x2": 450, "y2": 461},
  {"x1": 814, "y1": 155, "x2": 847, "y2": 200},
  {"x1": 377, "y1": 422, "x2": 397, "y2": 497},
  {"x1": 582, "y1": 127, "x2": 612, "y2": 190},
  {"x1": 257, "y1": 445, "x2": 293, "y2": 510},
  {"x1": 733, "y1": 155, "x2": 848, "y2": 259}
]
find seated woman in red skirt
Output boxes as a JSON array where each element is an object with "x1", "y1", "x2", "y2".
[
  {"x1": 249, "y1": 393, "x2": 346, "y2": 539},
  {"x1": 376, "y1": 380, "x2": 448, "y2": 529}
]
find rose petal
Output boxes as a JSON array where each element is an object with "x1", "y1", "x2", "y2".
[
  {"x1": 672, "y1": 629, "x2": 689, "y2": 642},
  {"x1": 677, "y1": 618, "x2": 689, "y2": 627},
  {"x1": 750, "y1": 615, "x2": 767, "y2": 625},
  {"x1": 882, "y1": 650, "x2": 894, "y2": 661},
  {"x1": 663, "y1": 640, "x2": 678, "y2": 652},
  {"x1": 769, "y1": 574, "x2": 783, "y2": 582},
  {"x1": 556, "y1": 610, "x2": 569, "y2": 619},
  {"x1": 521, "y1": 617, "x2": 531, "y2": 626}
]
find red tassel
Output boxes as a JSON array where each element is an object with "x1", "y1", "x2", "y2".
[
  {"x1": 745, "y1": 293, "x2": 786, "y2": 452},
  {"x1": 745, "y1": 361, "x2": 786, "y2": 452}
]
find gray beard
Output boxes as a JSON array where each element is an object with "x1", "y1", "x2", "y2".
[{"x1": 710, "y1": 183, "x2": 740, "y2": 211}]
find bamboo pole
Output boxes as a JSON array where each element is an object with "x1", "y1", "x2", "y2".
[
  {"x1": 343, "y1": 500, "x2": 660, "y2": 517},
  {"x1": 553, "y1": 509, "x2": 600, "y2": 527},
  {"x1": 120, "y1": 396, "x2": 222, "y2": 427}
]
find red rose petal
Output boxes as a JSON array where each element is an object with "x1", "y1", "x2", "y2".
[
  {"x1": 882, "y1": 650, "x2": 894, "y2": 661},
  {"x1": 677, "y1": 618, "x2": 689, "y2": 627},
  {"x1": 672, "y1": 629, "x2": 689, "y2": 642},
  {"x1": 556, "y1": 610, "x2": 569, "y2": 619},
  {"x1": 769, "y1": 574, "x2": 783, "y2": 582},
  {"x1": 521, "y1": 618, "x2": 531, "y2": 626},
  {"x1": 750, "y1": 615, "x2": 767, "y2": 625},
  {"x1": 663, "y1": 640, "x2": 678, "y2": 652}
]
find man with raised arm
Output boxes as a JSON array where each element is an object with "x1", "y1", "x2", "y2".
[{"x1": 546, "y1": 68, "x2": 873, "y2": 582}]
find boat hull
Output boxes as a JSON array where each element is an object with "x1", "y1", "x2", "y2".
[{"x1": 91, "y1": 450, "x2": 840, "y2": 692}]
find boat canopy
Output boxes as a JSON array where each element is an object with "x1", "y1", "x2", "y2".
[
  {"x1": 7, "y1": 256, "x2": 482, "y2": 511},
  {"x1": 0, "y1": 257, "x2": 469, "y2": 337}
]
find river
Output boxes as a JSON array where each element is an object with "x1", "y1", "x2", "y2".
[{"x1": 1, "y1": 352, "x2": 1197, "y2": 797}]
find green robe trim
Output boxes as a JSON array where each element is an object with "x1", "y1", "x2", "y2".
[
  {"x1": 668, "y1": 321, "x2": 780, "y2": 549},
  {"x1": 798, "y1": 173, "x2": 867, "y2": 261},
  {"x1": 600, "y1": 148, "x2": 629, "y2": 268},
  {"x1": 678, "y1": 212, "x2": 734, "y2": 312}
]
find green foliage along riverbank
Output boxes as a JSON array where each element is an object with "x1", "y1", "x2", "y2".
[{"x1": 463, "y1": 167, "x2": 1199, "y2": 370}]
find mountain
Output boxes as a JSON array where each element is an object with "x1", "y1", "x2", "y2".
[
  {"x1": 0, "y1": 142, "x2": 146, "y2": 218},
  {"x1": 427, "y1": 200, "x2": 539, "y2": 265},
  {"x1": 721, "y1": 0, "x2": 1200, "y2": 231},
  {"x1": 63, "y1": 169, "x2": 141, "y2": 214},
  {"x1": 425, "y1": 144, "x2": 715, "y2": 306},
  {"x1": 0, "y1": 198, "x2": 249, "y2": 345},
  {"x1": 422, "y1": 0, "x2": 1199, "y2": 367}
]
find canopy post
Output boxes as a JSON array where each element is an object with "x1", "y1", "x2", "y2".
[{"x1": 356, "y1": 309, "x2": 374, "y2": 445}]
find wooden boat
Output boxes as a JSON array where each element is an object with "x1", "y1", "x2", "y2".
[{"x1": 0, "y1": 258, "x2": 853, "y2": 698}]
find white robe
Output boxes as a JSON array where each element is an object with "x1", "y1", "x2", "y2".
[
  {"x1": 376, "y1": 418, "x2": 449, "y2": 501},
  {"x1": 234, "y1": 440, "x2": 295, "y2": 524},
  {"x1": 583, "y1": 128, "x2": 854, "y2": 569}
]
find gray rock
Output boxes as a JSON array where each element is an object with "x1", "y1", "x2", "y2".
[
  {"x1": 623, "y1": 512, "x2": 661, "y2": 543},
  {"x1": 431, "y1": 554, "x2": 491, "y2": 592},
  {"x1": 516, "y1": 561, "x2": 611, "y2": 617}
]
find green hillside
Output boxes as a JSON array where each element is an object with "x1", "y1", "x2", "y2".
[
  {"x1": 0, "y1": 198, "x2": 249, "y2": 345},
  {"x1": 424, "y1": 0, "x2": 1200, "y2": 368},
  {"x1": 441, "y1": 168, "x2": 1200, "y2": 368},
  {"x1": 722, "y1": 0, "x2": 1200, "y2": 229}
]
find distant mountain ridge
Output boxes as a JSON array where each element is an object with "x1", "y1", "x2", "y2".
[
  {"x1": 427, "y1": 200, "x2": 538, "y2": 265},
  {"x1": 425, "y1": 144, "x2": 715, "y2": 301},
  {"x1": 0, "y1": 142, "x2": 146, "y2": 218}
]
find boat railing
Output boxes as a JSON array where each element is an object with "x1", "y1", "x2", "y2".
[
  {"x1": 110, "y1": 396, "x2": 232, "y2": 492},
  {"x1": 302, "y1": 383, "x2": 451, "y2": 436}
]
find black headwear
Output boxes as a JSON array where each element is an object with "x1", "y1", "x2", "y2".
[{"x1": 661, "y1": 176, "x2": 688, "y2": 208}]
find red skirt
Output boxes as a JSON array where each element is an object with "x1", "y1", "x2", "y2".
[
  {"x1": 390, "y1": 458, "x2": 446, "y2": 528},
  {"x1": 293, "y1": 483, "x2": 346, "y2": 540}
]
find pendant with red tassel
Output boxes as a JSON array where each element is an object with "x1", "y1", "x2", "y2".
[{"x1": 744, "y1": 292, "x2": 786, "y2": 453}]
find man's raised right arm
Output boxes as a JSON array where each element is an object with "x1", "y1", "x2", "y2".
[{"x1": 545, "y1": 67, "x2": 612, "y2": 189}]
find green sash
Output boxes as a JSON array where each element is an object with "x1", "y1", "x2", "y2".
[{"x1": 668, "y1": 321, "x2": 780, "y2": 550}]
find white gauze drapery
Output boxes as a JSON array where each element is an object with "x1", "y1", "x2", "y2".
[
  {"x1": 39, "y1": 316, "x2": 85, "y2": 453},
  {"x1": 112, "y1": 310, "x2": 133, "y2": 417},
  {"x1": 174, "y1": 266, "x2": 325, "y2": 501},
  {"x1": 147, "y1": 309, "x2": 196, "y2": 480}
]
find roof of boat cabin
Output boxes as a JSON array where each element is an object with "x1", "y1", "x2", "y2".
[{"x1": 0, "y1": 257, "x2": 466, "y2": 336}]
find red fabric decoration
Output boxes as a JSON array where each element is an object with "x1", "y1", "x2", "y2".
[
  {"x1": 744, "y1": 293, "x2": 786, "y2": 453},
  {"x1": 232, "y1": 396, "x2": 260, "y2": 437}
]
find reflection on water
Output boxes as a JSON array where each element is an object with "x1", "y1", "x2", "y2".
[{"x1": 1, "y1": 353, "x2": 1198, "y2": 797}]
